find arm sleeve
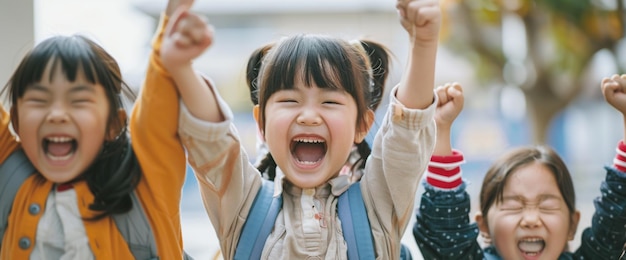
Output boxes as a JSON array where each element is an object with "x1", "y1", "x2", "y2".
[
  {"x1": 575, "y1": 141, "x2": 626, "y2": 259},
  {"x1": 178, "y1": 92, "x2": 262, "y2": 258},
  {"x1": 575, "y1": 164, "x2": 626, "y2": 258},
  {"x1": 0, "y1": 105, "x2": 19, "y2": 162},
  {"x1": 413, "y1": 181, "x2": 483, "y2": 259}
]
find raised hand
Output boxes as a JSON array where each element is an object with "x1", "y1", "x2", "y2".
[
  {"x1": 432, "y1": 82, "x2": 463, "y2": 156},
  {"x1": 396, "y1": 0, "x2": 441, "y2": 44},
  {"x1": 161, "y1": 5, "x2": 213, "y2": 71},
  {"x1": 434, "y1": 82, "x2": 464, "y2": 130},
  {"x1": 166, "y1": 0, "x2": 194, "y2": 16},
  {"x1": 601, "y1": 74, "x2": 626, "y2": 115},
  {"x1": 160, "y1": 3, "x2": 222, "y2": 122}
]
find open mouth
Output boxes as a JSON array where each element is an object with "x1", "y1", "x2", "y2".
[
  {"x1": 518, "y1": 238, "x2": 544, "y2": 257},
  {"x1": 291, "y1": 137, "x2": 326, "y2": 165},
  {"x1": 43, "y1": 136, "x2": 77, "y2": 161}
]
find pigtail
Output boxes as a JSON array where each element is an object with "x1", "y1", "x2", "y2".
[
  {"x1": 247, "y1": 44, "x2": 279, "y2": 180},
  {"x1": 246, "y1": 44, "x2": 274, "y2": 106},
  {"x1": 85, "y1": 131, "x2": 141, "y2": 220},
  {"x1": 352, "y1": 140, "x2": 372, "y2": 173},
  {"x1": 257, "y1": 152, "x2": 278, "y2": 181},
  {"x1": 359, "y1": 40, "x2": 391, "y2": 111},
  {"x1": 343, "y1": 40, "x2": 390, "y2": 176}
]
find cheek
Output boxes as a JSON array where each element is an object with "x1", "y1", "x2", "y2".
[
  {"x1": 327, "y1": 112, "x2": 358, "y2": 135},
  {"x1": 487, "y1": 211, "x2": 517, "y2": 237},
  {"x1": 544, "y1": 212, "x2": 572, "y2": 233},
  {"x1": 73, "y1": 109, "x2": 109, "y2": 139},
  {"x1": 16, "y1": 108, "x2": 43, "y2": 139}
]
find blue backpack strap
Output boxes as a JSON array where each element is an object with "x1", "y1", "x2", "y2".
[
  {"x1": 400, "y1": 244, "x2": 412, "y2": 260},
  {"x1": 0, "y1": 149, "x2": 36, "y2": 249},
  {"x1": 338, "y1": 182, "x2": 376, "y2": 260},
  {"x1": 234, "y1": 179, "x2": 282, "y2": 260},
  {"x1": 112, "y1": 191, "x2": 160, "y2": 260}
]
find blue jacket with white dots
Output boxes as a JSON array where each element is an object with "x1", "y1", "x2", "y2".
[{"x1": 413, "y1": 166, "x2": 626, "y2": 260}]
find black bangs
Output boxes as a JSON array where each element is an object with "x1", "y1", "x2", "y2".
[
  {"x1": 256, "y1": 34, "x2": 372, "y2": 130},
  {"x1": 262, "y1": 34, "x2": 360, "y2": 96},
  {"x1": 8, "y1": 35, "x2": 124, "y2": 106}
]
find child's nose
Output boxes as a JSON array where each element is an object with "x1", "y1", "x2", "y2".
[
  {"x1": 47, "y1": 104, "x2": 70, "y2": 123},
  {"x1": 520, "y1": 209, "x2": 542, "y2": 228},
  {"x1": 296, "y1": 108, "x2": 322, "y2": 126}
]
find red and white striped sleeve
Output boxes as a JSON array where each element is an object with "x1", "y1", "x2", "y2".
[
  {"x1": 614, "y1": 140, "x2": 626, "y2": 173},
  {"x1": 427, "y1": 150, "x2": 466, "y2": 190}
]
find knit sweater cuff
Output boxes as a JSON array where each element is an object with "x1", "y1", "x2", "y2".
[
  {"x1": 427, "y1": 149, "x2": 465, "y2": 189},
  {"x1": 615, "y1": 140, "x2": 626, "y2": 172}
]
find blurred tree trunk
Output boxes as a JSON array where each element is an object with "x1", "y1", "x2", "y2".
[{"x1": 442, "y1": 0, "x2": 624, "y2": 144}]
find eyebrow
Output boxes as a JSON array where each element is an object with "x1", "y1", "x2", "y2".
[
  {"x1": 26, "y1": 84, "x2": 51, "y2": 94},
  {"x1": 26, "y1": 84, "x2": 96, "y2": 94},
  {"x1": 502, "y1": 194, "x2": 562, "y2": 202},
  {"x1": 68, "y1": 85, "x2": 96, "y2": 94}
]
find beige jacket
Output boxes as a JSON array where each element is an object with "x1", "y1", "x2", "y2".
[{"x1": 179, "y1": 85, "x2": 436, "y2": 259}]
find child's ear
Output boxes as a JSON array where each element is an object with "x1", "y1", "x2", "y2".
[
  {"x1": 106, "y1": 109, "x2": 127, "y2": 141},
  {"x1": 354, "y1": 109, "x2": 375, "y2": 143},
  {"x1": 568, "y1": 210, "x2": 581, "y2": 241},
  {"x1": 10, "y1": 106, "x2": 19, "y2": 134},
  {"x1": 252, "y1": 105, "x2": 264, "y2": 141},
  {"x1": 475, "y1": 212, "x2": 492, "y2": 242}
]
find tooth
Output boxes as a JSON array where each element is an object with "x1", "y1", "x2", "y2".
[{"x1": 48, "y1": 152, "x2": 73, "y2": 161}]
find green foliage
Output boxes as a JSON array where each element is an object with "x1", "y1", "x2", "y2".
[{"x1": 540, "y1": 0, "x2": 593, "y2": 28}]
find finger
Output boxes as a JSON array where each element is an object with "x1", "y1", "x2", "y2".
[
  {"x1": 435, "y1": 85, "x2": 448, "y2": 105},
  {"x1": 414, "y1": 6, "x2": 441, "y2": 27},
  {"x1": 611, "y1": 74, "x2": 621, "y2": 82},
  {"x1": 405, "y1": 0, "x2": 439, "y2": 24},
  {"x1": 185, "y1": 16, "x2": 211, "y2": 45},
  {"x1": 451, "y1": 82, "x2": 463, "y2": 93},
  {"x1": 447, "y1": 83, "x2": 463, "y2": 98},
  {"x1": 166, "y1": 0, "x2": 194, "y2": 16},
  {"x1": 165, "y1": 5, "x2": 191, "y2": 37},
  {"x1": 604, "y1": 81, "x2": 622, "y2": 93},
  {"x1": 615, "y1": 74, "x2": 626, "y2": 88},
  {"x1": 447, "y1": 84, "x2": 464, "y2": 107},
  {"x1": 172, "y1": 33, "x2": 193, "y2": 48},
  {"x1": 174, "y1": 13, "x2": 212, "y2": 46}
]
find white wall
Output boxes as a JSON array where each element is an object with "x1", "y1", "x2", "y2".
[{"x1": 0, "y1": 0, "x2": 34, "y2": 103}]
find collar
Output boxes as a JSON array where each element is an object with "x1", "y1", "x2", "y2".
[{"x1": 272, "y1": 167, "x2": 352, "y2": 197}]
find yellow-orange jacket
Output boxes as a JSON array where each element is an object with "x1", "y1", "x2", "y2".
[{"x1": 0, "y1": 15, "x2": 188, "y2": 259}]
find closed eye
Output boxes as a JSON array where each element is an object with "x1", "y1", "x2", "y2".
[
  {"x1": 539, "y1": 200, "x2": 562, "y2": 211},
  {"x1": 25, "y1": 98, "x2": 47, "y2": 103},
  {"x1": 500, "y1": 199, "x2": 523, "y2": 211},
  {"x1": 72, "y1": 99, "x2": 93, "y2": 104}
]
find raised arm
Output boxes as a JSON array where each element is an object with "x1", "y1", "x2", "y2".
[
  {"x1": 414, "y1": 83, "x2": 484, "y2": 259},
  {"x1": 160, "y1": 1, "x2": 223, "y2": 122},
  {"x1": 0, "y1": 105, "x2": 19, "y2": 162},
  {"x1": 574, "y1": 74, "x2": 626, "y2": 258},
  {"x1": 395, "y1": 0, "x2": 440, "y2": 109},
  {"x1": 601, "y1": 74, "x2": 626, "y2": 140},
  {"x1": 432, "y1": 83, "x2": 462, "y2": 155}
]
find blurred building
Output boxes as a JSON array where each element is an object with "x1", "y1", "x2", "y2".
[
  {"x1": 0, "y1": 0, "x2": 34, "y2": 96},
  {"x1": 133, "y1": 0, "x2": 406, "y2": 112}
]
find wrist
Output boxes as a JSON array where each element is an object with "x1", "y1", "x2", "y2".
[
  {"x1": 616, "y1": 141, "x2": 626, "y2": 172},
  {"x1": 163, "y1": 61, "x2": 194, "y2": 76},
  {"x1": 427, "y1": 149, "x2": 465, "y2": 190}
]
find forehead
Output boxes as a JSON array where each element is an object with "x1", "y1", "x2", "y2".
[{"x1": 502, "y1": 162, "x2": 562, "y2": 198}]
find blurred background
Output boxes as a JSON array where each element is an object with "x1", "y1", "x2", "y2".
[{"x1": 1, "y1": 0, "x2": 624, "y2": 259}]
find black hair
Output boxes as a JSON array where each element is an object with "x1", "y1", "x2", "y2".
[
  {"x1": 245, "y1": 35, "x2": 391, "y2": 180},
  {"x1": 3, "y1": 35, "x2": 141, "y2": 220},
  {"x1": 480, "y1": 146, "x2": 577, "y2": 223}
]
